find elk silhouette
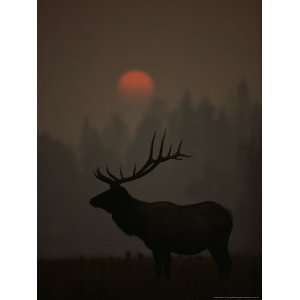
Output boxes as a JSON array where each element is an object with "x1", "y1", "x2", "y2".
[{"x1": 90, "y1": 132, "x2": 233, "y2": 279}]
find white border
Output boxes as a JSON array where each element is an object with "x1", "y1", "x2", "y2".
[
  {"x1": 263, "y1": 0, "x2": 300, "y2": 299},
  {"x1": 0, "y1": 1, "x2": 37, "y2": 300}
]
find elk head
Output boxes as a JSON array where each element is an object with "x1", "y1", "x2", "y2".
[{"x1": 90, "y1": 131, "x2": 191, "y2": 213}]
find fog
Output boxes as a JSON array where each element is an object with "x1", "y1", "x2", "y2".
[{"x1": 38, "y1": 81, "x2": 261, "y2": 258}]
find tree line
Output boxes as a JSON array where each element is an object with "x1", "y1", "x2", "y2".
[{"x1": 38, "y1": 80, "x2": 261, "y2": 258}]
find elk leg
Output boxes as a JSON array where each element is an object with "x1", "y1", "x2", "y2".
[
  {"x1": 209, "y1": 244, "x2": 232, "y2": 279},
  {"x1": 153, "y1": 251, "x2": 172, "y2": 279},
  {"x1": 163, "y1": 252, "x2": 172, "y2": 279},
  {"x1": 152, "y1": 251, "x2": 163, "y2": 279}
]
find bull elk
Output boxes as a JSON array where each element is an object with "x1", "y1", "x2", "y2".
[{"x1": 90, "y1": 131, "x2": 233, "y2": 279}]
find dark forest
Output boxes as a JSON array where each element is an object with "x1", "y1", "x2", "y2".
[{"x1": 38, "y1": 80, "x2": 261, "y2": 259}]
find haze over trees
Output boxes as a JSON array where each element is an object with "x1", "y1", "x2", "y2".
[{"x1": 38, "y1": 80, "x2": 261, "y2": 258}]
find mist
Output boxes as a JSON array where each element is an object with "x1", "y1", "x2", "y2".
[{"x1": 38, "y1": 80, "x2": 261, "y2": 258}]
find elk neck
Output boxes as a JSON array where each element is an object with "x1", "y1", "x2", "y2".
[{"x1": 111, "y1": 193, "x2": 146, "y2": 236}]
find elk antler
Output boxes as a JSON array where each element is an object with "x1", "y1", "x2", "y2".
[{"x1": 94, "y1": 130, "x2": 191, "y2": 185}]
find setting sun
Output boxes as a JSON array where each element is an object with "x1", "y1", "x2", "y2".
[{"x1": 118, "y1": 70, "x2": 154, "y2": 100}]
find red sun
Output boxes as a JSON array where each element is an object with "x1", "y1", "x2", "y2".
[{"x1": 118, "y1": 70, "x2": 154, "y2": 100}]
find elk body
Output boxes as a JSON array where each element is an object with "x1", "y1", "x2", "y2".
[{"x1": 90, "y1": 132, "x2": 233, "y2": 279}]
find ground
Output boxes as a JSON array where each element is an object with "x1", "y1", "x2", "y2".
[{"x1": 38, "y1": 255, "x2": 261, "y2": 300}]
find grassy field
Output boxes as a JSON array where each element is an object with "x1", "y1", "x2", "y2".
[{"x1": 38, "y1": 255, "x2": 261, "y2": 300}]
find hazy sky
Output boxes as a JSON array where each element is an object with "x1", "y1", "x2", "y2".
[{"x1": 38, "y1": 0, "x2": 261, "y2": 145}]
